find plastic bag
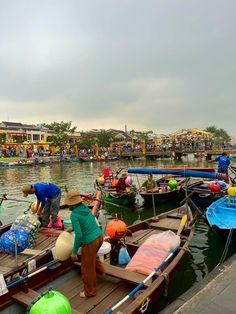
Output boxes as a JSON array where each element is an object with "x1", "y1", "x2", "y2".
[{"x1": 118, "y1": 246, "x2": 131, "y2": 265}]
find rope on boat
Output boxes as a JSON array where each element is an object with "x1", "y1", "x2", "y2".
[
  {"x1": 104, "y1": 246, "x2": 179, "y2": 314},
  {"x1": 216, "y1": 228, "x2": 234, "y2": 268}
]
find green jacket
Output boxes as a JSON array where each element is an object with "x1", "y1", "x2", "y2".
[{"x1": 70, "y1": 203, "x2": 102, "y2": 254}]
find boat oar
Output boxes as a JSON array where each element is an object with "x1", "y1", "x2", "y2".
[
  {"x1": 104, "y1": 215, "x2": 187, "y2": 314},
  {"x1": 79, "y1": 193, "x2": 138, "y2": 211},
  {"x1": 0, "y1": 196, "x2": 32, "y2": 204},
  {"x1": 180, "y1": 191, "x2": 195, "y2": 205},
  {"x1": 179, "y1": 191, "x2": 206, "y2": 221},
  {"x1": 177, "y1": 214, "x2": 187, "y2": 236}
]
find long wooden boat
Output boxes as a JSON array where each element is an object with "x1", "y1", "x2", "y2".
[
  {"x1": 102, "y1": 188, "x2": 137, "y2": 206},
  {"x1": 0, "y1": 157, "x2": 82, "y2": 169},
  {"x1": 96, "y1": 168, "x2": 138, "y2": 206},
  {"x1": 80, "y1": 156, "x2": 119, "y2": 162},
  {"x1": 180, "y1": 180, "x2": 228, "y2": 208},
  {"x1": 139, "y1": 176, "x2": 188, "y2": 204},
  {"x1": 1, "y1": 203, "x2": 194, "y2": 314},
  {"x1": 0, "y1": 190, "x2": 102, "y2": 310},
  {"x1": 206, "y1": 195, "x2": 236, "y2": 242}
]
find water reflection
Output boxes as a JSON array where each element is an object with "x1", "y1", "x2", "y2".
[{"x1": 0, "y1": 158, "x2": 234, "y2": 312}]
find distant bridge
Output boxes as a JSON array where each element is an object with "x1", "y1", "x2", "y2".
[{"x1": 114, "y1": 149, "x2": 236, "y2": 159}]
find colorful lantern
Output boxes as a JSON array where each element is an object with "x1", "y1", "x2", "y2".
[
  {"x1": 29, "y1": 290, "x2": 71, "y2": 314},
  {"x1": 125, "y1": 176, "x2": 133, "y2": 185},
  {"x1": 227, "y1": 186, "x2": 236, "y2": 196},
  {"x1": 106, "y1": 219, "x2": 127, "y2": 239},
  {"x1": 168, "y1": 179, "x2": 178, "y2": 190}
]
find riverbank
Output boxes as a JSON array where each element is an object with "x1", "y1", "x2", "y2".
[{"x1": 161, "y1": 253, "x2": 236, "y2": 314}]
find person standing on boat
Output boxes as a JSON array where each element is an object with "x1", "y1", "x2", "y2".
[
  {"x1": 63, "y1": 189, "x2": 105, "y2": 298},
  {"x1": 22, "y1": 182, "x2": 61, "y2": 228},
  {"x1": 116, "y1": 173, "x2": 128, "y2": 193},
  {"x1": 141, "y1": 174, "x2": 158, "y2": 192},
  {"x1": 212, "y1": 152, "x2": 231, "y2": 175}
]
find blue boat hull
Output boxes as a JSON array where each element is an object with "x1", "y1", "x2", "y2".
[{"x1": 206, "y1": 196, "x2": 236, "y2": 242}]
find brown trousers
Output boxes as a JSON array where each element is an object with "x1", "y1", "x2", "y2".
[{"x1": 81, "y1": 234, "x2": 105, "y2": 296}]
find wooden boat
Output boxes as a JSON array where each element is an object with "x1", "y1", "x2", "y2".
[
  {"x1": 229, "y1": 165, "x2": 236, "y2": 182},
  {"x1": 79, "y1": 156, "x2": 119, "y2": 162},
  {"x1": 102, "y1": 189, "x2": 137, "y2": 206},
  {"x1": 206, "y1": 195, "x2": 236, "y2": 242},
  {"x1": 2, "y1": 204, "x2": 194, "y2": 314},
  {"x1": 96, "y1": 168, "x2": 138, "y2": 206},
  {"x1": 139, "y1": 176, "x2": 188, "y2": 204},
  {"x1": 193, "y1": 152, "x2": 206, "y2": 158},
  {"x1": 180, "y1": 179, "x2": 228, "y2": 208},
  {"x1": 229, "y1": 155, "x2": 236, "y2": 161},
  {"x1": 0, "y1": 157, "x2": 82, "y2": 169},
  {"x1": 0, "y1": 190, "x2": 103, "y2": 310}
]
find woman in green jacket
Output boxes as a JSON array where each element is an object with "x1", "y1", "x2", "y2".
[{"x1": 64, "y1": 189, "x2": 105, "y2": 298}]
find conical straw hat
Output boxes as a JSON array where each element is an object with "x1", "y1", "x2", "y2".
[{"x1": 55, "y1": 231, "x2": 74, "y2": 261}]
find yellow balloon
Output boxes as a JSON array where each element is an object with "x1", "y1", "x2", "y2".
[{"x1": 227, "y1": 187, "x2": 236, "y2": 196}]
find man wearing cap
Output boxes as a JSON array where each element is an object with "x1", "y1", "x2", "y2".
[
  {"x1": 64, "y1": 189, "x2": 105, "y2": 298},
  {"x1": 22, "y1": 182, "x2": 61, "y2": 229}
]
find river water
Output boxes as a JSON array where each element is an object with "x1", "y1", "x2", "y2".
[{"x1": 0, "y1": 156, "x2": 234, "y2": 313}]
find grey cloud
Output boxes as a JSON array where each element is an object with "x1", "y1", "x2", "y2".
[{"x1": 0, "y1": 0, "x2": 235, "y2": 134}]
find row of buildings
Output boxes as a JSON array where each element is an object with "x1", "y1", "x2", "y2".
[{"x1": 0, "y1": 121, "x2": 235, "y2": 152}]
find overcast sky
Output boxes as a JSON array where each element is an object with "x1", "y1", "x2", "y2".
[{"x1": 0, "y1": 0, "x2": 235, "y2": 135}]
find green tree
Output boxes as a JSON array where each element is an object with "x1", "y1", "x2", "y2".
[
  {"x1": 44, "y1": 121, "x2": 76, "y2": 146},
  {"x1": 204, "y1": 125, "x2": 231, "y2": 147},
  {"x1": 96, "y1": 130, "x2": 113, "y2": 147}
]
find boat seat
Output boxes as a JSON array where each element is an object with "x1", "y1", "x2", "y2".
[
  {"x1": 103, "y1": 263, "x2": 151, "y2": 287},
  {"x1": 74, "y1": 262, "x2": 151, "y2": 287},
  {"x1": 12, "y1": 289, "x2": 40, "y2": 306},
  {"x1": 12, "y1": 289, "x2": 81, "y2": 313}
]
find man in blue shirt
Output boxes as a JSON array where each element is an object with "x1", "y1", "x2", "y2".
[
  {"x1": 22, "y1": 182, "x2": 61, "y2": 229},
  {"x1": 214, "y1": 152, "x2": 231, "y2": 175}
]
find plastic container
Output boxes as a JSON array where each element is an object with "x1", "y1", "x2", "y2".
[
  {"x1": 63, "y1": 219, "x2": 72, "y2": 231},
  {"x1": 98, "y1": 241, "x2": 111, "y2": 264}
]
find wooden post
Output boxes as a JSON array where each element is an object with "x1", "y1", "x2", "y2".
[
  {"x1": 95, "y1": 144, "x2": 99, "y2": 157},
  {"x1": 74, "y1": 145, "x2": 78, "y2": 158},
  {"x1": 141, "y1": 139, "x2": 146, "y2": 155}
]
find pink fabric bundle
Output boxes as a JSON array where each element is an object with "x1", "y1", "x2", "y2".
[{"x1": 125, "y1": 230, "x2": 180, "y2": 275}]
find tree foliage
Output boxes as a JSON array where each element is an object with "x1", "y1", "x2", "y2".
[
  {"x1": 44, "y1": 121, "x2": 76, "y2": 146},
  {"x1": 96, "y1": 130, "x2": 113, "y2": 147},
  {"x1": 204, "y1": 125, "x2": 231, "y2": 146}
]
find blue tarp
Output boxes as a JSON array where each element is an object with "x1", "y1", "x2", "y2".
[{"x1": 128, "y1": 168, "x2": 226, "y2": 180}]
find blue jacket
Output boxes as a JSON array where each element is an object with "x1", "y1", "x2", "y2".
[
  {"x1": 215, "y1": 155, "x2": 230, "y2": 169},
  {"x1": 34, "y1": 182, "x2": 61, "y2": 207}
]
